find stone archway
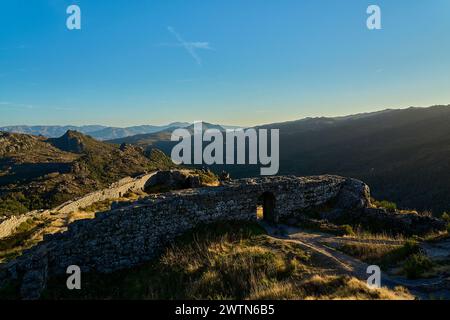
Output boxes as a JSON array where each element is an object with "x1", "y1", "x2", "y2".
[{"x1": 258, "y1": 192, "x2": 277, "y2": 223}]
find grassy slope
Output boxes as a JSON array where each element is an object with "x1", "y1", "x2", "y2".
[{"x1": 39, "y1": 222, "x2": 412, "y2": 300}]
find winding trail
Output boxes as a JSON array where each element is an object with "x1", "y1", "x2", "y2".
[{"x1": 260, "y1": 222, "x2": 450, "y2": 300}]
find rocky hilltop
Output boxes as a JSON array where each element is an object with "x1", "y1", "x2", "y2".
[{"x1": 0, "y1": 130, "x2": 174, "y2": 218}]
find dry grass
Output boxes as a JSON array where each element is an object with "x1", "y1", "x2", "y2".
[
  {"x1": 0, "y1": 217, "x2": 49, "y2": 263},
  {"x1": 80, "y1": 198, "x2": 120, "y2": 213},
  {"x1": 339, "y1": 242, "x2": 403, "y2": 264},
  {"x1": 350, "y1": 226, "x2": 407, "y2": 242},
  {"x1": 41, "y1": 222, "x2": 413, "y2": 300},
  {"x1": 338, "y1": 240, "x2": 420, "y2": 271},
  {"x1": 249, "y1": 275, "x2": 413, "y2": 300}
]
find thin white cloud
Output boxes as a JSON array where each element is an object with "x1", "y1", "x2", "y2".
[
  {"x1": 176, "y1": 78, "x2": 196, "y2": 83},
  {"x1": 53, "y1": 106, "x2": 76, "y2": 111},
  {"x1": 0, "y1": 102, "x2": 73, "y2": 111},
  {"x1": 164, "y1": 26, "x2": 213, "y2": 65},
  {"x1": 0, "y1": 101, "x2": 33, "y2": 109},
  {"x1": 0, "y1": 45, "x2": 29, "y2": 51},
  {"x1": 0, "y1": 102, "x2": 34, "y2": 109}
]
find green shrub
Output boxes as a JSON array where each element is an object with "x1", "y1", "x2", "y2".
[
  {"x1": 376, "y1": 240, "x2": 420, "y2": 268},
  {"x1": 403, "y1": 254, "x2": 433, "y2": 279},
  {"x1": 0, "y1": 199, "x2": 28, "y2": 216},
  {"x1": 373, "y1": 199, "x2": 397, "y2": 211},
  {"x1": 194, "y1": 169, "x2": 219, "y2": 185},
  {"x1": 341, "y1": 225, "x2": 355, "y2": 236},
  {"x1": 81, "y1": 199, "x2": 118, "y2": 213},
  {"x1": 441, "y1": 212, "x2": 450, "y2": 223},
  {"x1": 0, "y1": 219, "x2": 39, "y2": 252}
]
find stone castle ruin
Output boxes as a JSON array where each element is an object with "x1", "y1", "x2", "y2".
[{"x1": 0, "y1": 174, "x2": 445, "y2": 299}]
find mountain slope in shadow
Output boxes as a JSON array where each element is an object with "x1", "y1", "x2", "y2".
[{"x1": 108, "y1": 105, "x2": 450, "y2": 215}]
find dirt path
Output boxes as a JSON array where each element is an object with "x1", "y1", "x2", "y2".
[{"x1": 260, "y1": 222, "x2": 450, "y2": 299}]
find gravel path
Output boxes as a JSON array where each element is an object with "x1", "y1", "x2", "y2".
[{"x1": 260, "y1": 222, "x2": 450, "y2": 299}]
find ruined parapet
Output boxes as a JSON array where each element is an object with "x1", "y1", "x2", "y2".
[
  {"x1": 54, "y1": 172, "x2": 156, "y2": 214},
  {"x1": 0, "y1": 173, "x2": 157, "y2": 241},
  {"x1": 0, "y1": 174, "x2": 445, "y2": 299}
]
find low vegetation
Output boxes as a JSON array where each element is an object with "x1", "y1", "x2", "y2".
[
  {"x1": 350, "y1": 226, "x2": 407, "y2": 242},
  {"x1": 80, "y1": 199, "x2": 119, "y2": 213},
  {"x1": 39, "y1": 222, "x2": 412, "y2": 300},
  {"x1": 442, "y1": 212, "x2": 450, "y2": 222},
  {"x1": 339, "y1": 240, "x2": 420, "y2": 269},
  {"x1": 0, "y1": 218, "x2": 48, "y2": 262},
  {"x1": 402, "y1": 254, "x2": 434, "y2": 279},
  {"x1": 193, "y1": 169, "x2": 219, "y2": 186},
  {"x1": 372, "y1": 199, "x2": 397, "y2": 211},
  {"x1": 288, "y1": 217, "x2": 356, "y2": 237},
  {"x1": 338, "y1": 239, "x2": 438, "y2": 279},
  {"x1": 441, "y1": 213, "x2": 450, "y2": 234}
]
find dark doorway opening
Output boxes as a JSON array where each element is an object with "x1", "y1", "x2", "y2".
[{"x1": 257, "y1": 192, "x2": 277, "y2": 223}]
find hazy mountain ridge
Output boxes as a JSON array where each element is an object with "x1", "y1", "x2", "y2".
[
  {"x1": 0, "y1": 122, "x2": 241, "y2": 141},
  {"x1": 0, "y1": 125, "x2": 107, "y2": 139},
  {"x1": 107, "y1": 122, "x2": 230, "y2": 148}
]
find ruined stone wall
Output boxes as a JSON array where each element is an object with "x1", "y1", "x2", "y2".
[
  {"x1": 0, "y1": 172, "x2": 156, "y2": 240},
  {"x1": 0, "y1": 174, "x2": 445, "y2": 299},
  {"x1": 41, "y1": 175, "x2": 355, "y2": 275},
  {"x1": 0, "y1": 175, "x2": 372, "y2": 298},
  {"x1": 54, "y1": 172, "x2": 157, "y2": 214}
]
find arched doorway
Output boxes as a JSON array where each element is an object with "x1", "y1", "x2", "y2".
[{"x1": 257, "y1": 192, "x2": 277, "y2": 223}]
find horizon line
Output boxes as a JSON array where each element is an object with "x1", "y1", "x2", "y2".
[{"x1": 1, "y1": 104, "x2": 449, "y2": 128}]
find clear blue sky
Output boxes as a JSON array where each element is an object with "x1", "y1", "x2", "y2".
[{"x1": 1, "y1": 0, "x2": 450, "y2": 127}]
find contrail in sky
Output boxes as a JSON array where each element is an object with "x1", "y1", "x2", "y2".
[{"x1": 165, "y1": 26, "x2": 213, "y2": 65}]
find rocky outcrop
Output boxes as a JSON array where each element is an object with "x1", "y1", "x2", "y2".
[
  {"x1": 47, "y1": 130, "x2": 89, "y2": 154},
  {"x1": 322, "y1": 207, "x2": 446, "y2": 236},
  {"x1": 143, "y1": 169, "x2": 218, "y2": 192},
  {"x1": 334, "y1": 178, "x2": 371, "y2": 210}
]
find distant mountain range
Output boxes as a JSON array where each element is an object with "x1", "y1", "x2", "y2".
[
  {"x1": 107, "y1": 122, "x2": 228, "y2": 147},
  {"x1": 0, "y1": 125, "x2": 105, "y2": 139},
  {"x1": 0, "y1": 123, "x2": 189, "y2": 141},
  {"x1": 0, "y1": 123, "x2": 243, "y2": 141}
]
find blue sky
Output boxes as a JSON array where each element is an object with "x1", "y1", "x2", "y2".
[{"x1": 1, "y1": 0, "x2": 450, "y2": 127}]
